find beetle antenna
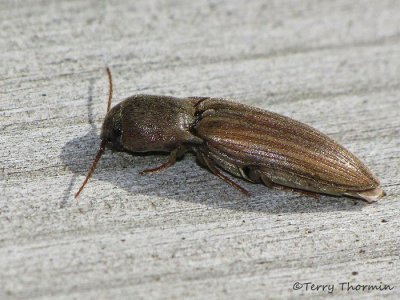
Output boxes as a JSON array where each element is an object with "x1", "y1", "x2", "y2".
[
  {"x1": 75, "y1": 67, "x2": 113, "y2": 198},
  {"x1": 75, "y1": 139, "x2": 107, "y2": 198},
  {"x1": 106, "y1": 67, "x2": 113, "y2": 112}
]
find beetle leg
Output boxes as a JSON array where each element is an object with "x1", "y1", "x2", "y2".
[
  {"x1": 239, "y1": 168, "x2": 275, "y2": 188},
  {"x1": 197, "y1": 153, "x2": 251, "y2": 196},
  {"x1": 259, "y1": 173, "x2": 277, "y2": 189},
  {"x1": 139, "y1": 147, "x2": 184, "y2": 175}
]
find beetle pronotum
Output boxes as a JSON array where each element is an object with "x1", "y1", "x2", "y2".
[{"x1": 75, "y1": 68, "x2": 385, "y2": 202}]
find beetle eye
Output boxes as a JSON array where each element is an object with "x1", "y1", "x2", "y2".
[
  {"x1": 102, "y1": 124, "x2": 123, "y2": 152},
  {"x1": 112, "y1": 127, "x2": 121, "y2": 138},
  {"x1": 109, "y1": 126, "x2": 123, "y2": 149}
]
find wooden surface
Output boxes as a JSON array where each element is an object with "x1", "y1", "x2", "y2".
[{"x1": 1, "y1": 0, "x2": 399, "y2": 299}]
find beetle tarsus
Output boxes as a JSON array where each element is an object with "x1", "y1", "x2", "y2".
[{"x1": 139, "y1": 159, "x2": 176, "y2": 175}]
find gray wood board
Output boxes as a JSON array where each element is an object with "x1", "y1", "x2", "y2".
[{"x1": 1, "y1": 0, "x2": 399, "y2": 299}]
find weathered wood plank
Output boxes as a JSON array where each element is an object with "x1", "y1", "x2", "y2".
[{"x1": 1, "y1": 0, "x2": 399, "y2": 299}]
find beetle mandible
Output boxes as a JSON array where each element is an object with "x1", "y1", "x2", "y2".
[{"x1": 75, "y1": 68, "x2": 385, "y2": 203}]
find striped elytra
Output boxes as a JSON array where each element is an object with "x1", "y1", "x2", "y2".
[{"x1": 193, "y1": 98, "x2": 384, "y2": 202}]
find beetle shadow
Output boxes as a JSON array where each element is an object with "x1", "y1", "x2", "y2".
[{"x1": 60, "y1": 77, "x2": 367, "y2": 213}]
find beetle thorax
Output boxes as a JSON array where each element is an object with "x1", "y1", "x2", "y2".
[{"x1": 102, "y1": 95, "x2": 199, "y2": 153}]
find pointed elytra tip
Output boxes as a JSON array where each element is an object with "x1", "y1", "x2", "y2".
[{"x1": 345, "y1": 186, "x2": 386, "y2": 204}]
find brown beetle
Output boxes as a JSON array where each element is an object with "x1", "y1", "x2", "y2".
[{"x1": 75, "y1": 68, "x2": 385, "y2": 202}]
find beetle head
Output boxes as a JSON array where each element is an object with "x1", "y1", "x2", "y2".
[{"x1": 100, "y1": 103, "x2": 124, "y2": 152}]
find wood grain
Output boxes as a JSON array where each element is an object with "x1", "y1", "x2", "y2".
[{"x1": 1, "y1": 0, "x2": 399, "y2": 299}]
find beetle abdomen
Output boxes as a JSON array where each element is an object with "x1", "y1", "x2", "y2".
[{"x1": 194, "y1": 98, "x2": 384, "y2": 201}]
